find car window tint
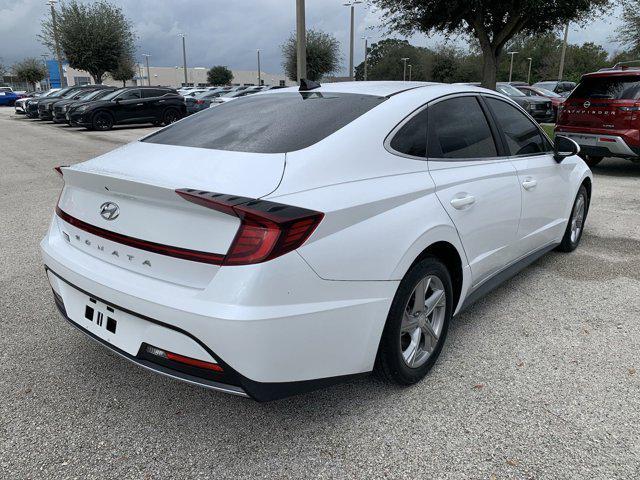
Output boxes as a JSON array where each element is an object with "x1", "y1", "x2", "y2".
[
  {"x1": 143, "y1": 92, "x2": 386, "y2": 153},
  {"x1": 485, "y1": 97, "x2": 551, "y2": 155},
  {"x1": 427, "y1": 96, "x2": 497, "y2": 159},
  {"x1": 117, "y1": 90, "x2": 141, "y2": 100},
  {"x1": 142, "y1": 89, "x2": 164, "y2": 98},
  {"x1": 389, "y1": 108, "x2": 428, "y2": 157},
  {"x1": 571, "y1": 75, "x2": 640, "y2": 100}
]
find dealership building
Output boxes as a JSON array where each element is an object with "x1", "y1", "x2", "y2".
[{"x1": 42, "y1": 60, "x2": 295, "y2": 89}]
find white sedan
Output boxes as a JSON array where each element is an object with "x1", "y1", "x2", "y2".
[{"x1": 41, "y1": 81, "x2": 591, "y2": 401}]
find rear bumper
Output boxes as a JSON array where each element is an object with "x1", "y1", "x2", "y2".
[
  {"x1": 41, "y1": 217, "x2": 395, "y2": 400},
  {"x1": 556, "y1": 129, "x2": 640, "y2": 158}
]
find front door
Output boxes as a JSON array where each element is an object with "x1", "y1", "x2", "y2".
[
  {"x1": 484, "y1": 97, "x2": 574, "y2": 255},
  {"x1": 426, "y1": 95, "x2": 523, "y2": 286},
  {"x1": 113, "y1": 89, "x2": 144, "y2": 123}
]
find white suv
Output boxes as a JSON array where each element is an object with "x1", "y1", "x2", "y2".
[{"x1": 42, "y1": 82, "x2": 592, "y2": 401}]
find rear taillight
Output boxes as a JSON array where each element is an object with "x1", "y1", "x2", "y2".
[
  {"x1": 176, "y1": 188, "x2": 324, "y2": 266},
  {"x1": 195, "y1": 99, "x2": 205, "y2": 104},
  {"x1": 145, "y1": 345, "x2": 223, "y2": 372},
  {"x1": 54, "y1": 165, "x2": 67, "y2": 177}
]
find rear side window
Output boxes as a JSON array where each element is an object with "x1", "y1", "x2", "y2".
[
  {"x1": 142, "y1": 89, "x2": 168, "y2": 98},
  {"x1": 143, "y1": 92, "x2": 386, "y2": 153},
  {"x1": 485, "y1": 97, "x2": 551, "y2": 156},
  {"x1": 571, "y1": 75, "x2": 640, "y2": 100},
  {"x1": 427, "y1": 96, "x2": 497, "y2": 159},
  {"x1": 389, "y1": 108, "x2": 428, "y2": 157}
]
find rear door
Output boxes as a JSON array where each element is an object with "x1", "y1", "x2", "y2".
[
  {"x1": 426, "y1": 95, "x2": 522, "y2": 286},
  {"x1": 484, "y1": 96, "x2": 573, "y2": 255},
  {"x1": 142, "y1": 88, "x2": 170, "y2": 120}
]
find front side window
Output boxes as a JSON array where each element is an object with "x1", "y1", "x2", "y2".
[
  {"x1": 427, "y1": 96, "x2": 497, "y2": 159},
  {"x1": 143, "y1": 92, "x2": 386, "y2": 153},
  {"x1": 485, "y1": 97, "x2": 552, "y2": 156},
  {"x1": 117, "y1": 89, "x2": 141, "y2": 100}
]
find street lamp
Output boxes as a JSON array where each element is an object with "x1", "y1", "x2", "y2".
[
  {"x1": 257, "y1": 49, "x2": 262, "y2": 85},
  {"x1": 401, "y1": 57, "x2": 409, "y2": 81},
  {"x1": 142, "y1": 54, "x2": 151, "y2": 86},
  {"x1": 296, "y1": 0, "x2": 307, "y2": 83},
  {"x1": 178, "y1": 33, "x2": 188, "y2": 87},
  {"x1": 343, "y1": 1, "x2": 363, "y2": 81},
  {"x1": 361, "y1": 35, "x2": 370, "y2": 81},
  {"x1": 41, "y1": 54, "x2": 50, "y2": 90},
  {"x1": 408, "y1": 64, "x2": 412, "y2": 82},
  {"x1": 527, "y1": 57, "x2": 532, "y2": 84},
  {"x1": 507, "y1": 51, "x2": 518, "y2": 83}
]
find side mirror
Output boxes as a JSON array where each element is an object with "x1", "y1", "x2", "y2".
[{"x1": 554, "y1": 135, "x2": 580, "y2": 163}]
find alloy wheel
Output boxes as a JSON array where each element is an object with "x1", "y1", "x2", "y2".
[
  {"x1": 570, "y1": 192, "x2": 586, "y2": 244},
  {"x1": 400, "y1": 275, "x2": 447, "y2": 368}
]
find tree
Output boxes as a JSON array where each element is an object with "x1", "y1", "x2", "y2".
[
  {"x1": 282, "y1": 29, "x2": 341, "y2": 81},
  {"x1": 40, "y1": 0, "x2": 136, "y2": 84},
  {"x1": 354, "y1": 39, "x2": 431, "y2": 81},
  {"x1": 615, "y1": 0, "x2": 640, "y2": 55},
  {"x1": 373, "y1": 0, "x2": 612, "y2": 89},
  {"x1": 108, "y1": 56, "x2": 136, "y2": 87},
  {"x1": 207, "y1": 66, "x2": 233, "y2": 85},
  {"x1": 12, "y1": 58, "x2": 48, "y2": 89}
]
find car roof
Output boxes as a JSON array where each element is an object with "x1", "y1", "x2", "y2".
[{"x1": 583, "y1": 69, "x2": 640, "y2": 79}]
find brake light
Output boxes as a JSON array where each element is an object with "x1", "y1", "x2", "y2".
[
  {"x1": 145, "y1": 345, "x2": 223, "y2": 372},
  {"x1": 54, "y1": 165, "x2": 67, "y2": 177},
  {"x1": 196, "y1": 99, "x2": 205, "y2": 104},
  {"x1": 176, "y1": 189, "x2": 324, "y2": 266}
]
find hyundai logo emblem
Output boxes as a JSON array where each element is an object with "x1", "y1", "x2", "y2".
[
  {"x1": 583, "y1": 101, "x2": 591, "y2": 108},
  {"x1": 99, "y1": 202, "x2": 120, "y2": 221}
]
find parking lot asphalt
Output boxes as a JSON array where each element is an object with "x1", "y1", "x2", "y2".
[{"x1": 1, "y1": 106, "x2": 639, "y2": 479}]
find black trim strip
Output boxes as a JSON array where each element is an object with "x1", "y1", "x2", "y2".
[{"x1": 45, "y1": 266, "x2": 370, "y2": 401}]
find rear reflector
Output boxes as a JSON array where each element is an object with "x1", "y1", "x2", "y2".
[
  {"x1": 176, "y1": 189, "x2": 324, "y2": 266},
  {"x1": 54, "y1": 165, "x2": 68, "y2": 177},
  {"x1": 145, "y1": 345, "x2": 223, "y2": 372},
  {"x1": 599, "y1": 137, "x2": 616, "y2": 143}
]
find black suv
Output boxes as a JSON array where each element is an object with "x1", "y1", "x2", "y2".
[
  {"x1": 67, "y1": 86, "x2": 186, "y2": 130},
  {"x1": 37, "y1": 85, "x2": 109, "y2": 120},
  {"x1": 53, "y1": 87, "x2": 117, "y2": 123}
]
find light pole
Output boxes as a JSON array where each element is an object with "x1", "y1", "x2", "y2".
[
  {"x1": 401, "y1": 57, "x2": 409, "y2": 81},
  {"x1": 343, "y1": 1, "x2": 362, "y2": 81},
  {"x1": 257, "y1": 49, "x2": 262, "y2": 85},
  {"x1": 362, "y1": 36, "x2": 369, "y2": 81},
  {"x1": 178, "y1": 33, "x2": 188, "y2": 86},
  {"x1": 41, "y1": 54, "x2": 50, "y2": 90},
  {"x1": 507, "y1": 51, "x2": 518, "y2": 82},
  {"x1": 408, "y1": 64, "x2": 412, "y2": 81},
  {"x1": 47, "y1": 0, "x2": 66, "y2": 88},
  {"x1": 558, "y1": 23, "x2": 569, "y2": 81},
  {"x1": 142, "y1": 54, "x2": 151, "y2": 86},
  {"x1": 296, "y1": 0, "x2": 307, "y2": 83},
  {"x1": 527, "y1": 57, "x2": 532, "y2": 84}
]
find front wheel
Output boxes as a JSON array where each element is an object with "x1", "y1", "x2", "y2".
[
  {"x1": 375, "y1": 256, "x2": 453, "y2": 385},
  {"x1": 557, "y1": 185, "x2": 589, "y2": 252},
  {"x1": 92, "y1": 111, "x2": 114, "y2": 131},
  {"x1": 162, "y1": 108, "x2": 181, "y2": 126}
]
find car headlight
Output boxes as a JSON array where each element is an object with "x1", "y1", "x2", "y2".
[
  {"x1": 63, "y1": 105, "x2": 69, "y2": 112},
  {"x1": 523, "y1": 101, "x2": 532, "y2": 110},
  {"x1": 47, "y1": 103, "x2": 54, "y2": 111},
  {"x1": 77, "y1": 105, "x2": 89, "y2": 112}
]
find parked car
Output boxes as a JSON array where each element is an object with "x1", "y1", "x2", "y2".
[
  {"x1": 0, "y1": 87, "x2": 20, "y2": 106},
  {"x1": 185, "y1": 88, "x2": 233, "y2": 114},
  {"x1": 495, "y1": 82, "x2": 554, "y2": 123},
  {"x1": 15, "y1": 90, "x2": 46, "y2": 113},
  {"x1": 67, "y1": 86, "x2": 185, "y2": 130},
  {"x1": 532, "y1": 80, "x2": 576, "y2": 97},
  {"x1": 209, "y1": 86, "x2": 266, "y2": 106},
  {"x1": 42, "y1": 82, "x2": 591, "y2": 401},
  {"x1": 23, "y1": 88, "x2": 62, "y2": 117},
  {"x1": 37, "y1": 85, "x2": 106, "y2": 120},
  {"x1": 556, "y1": 66, "x2": 640, "y2": 167},
  {"x1": 516, "y1": 85, "x2": 565, "y2": 121},
  {"x1": 53, "y1": 87, "x2": 118, "y2": 123}
]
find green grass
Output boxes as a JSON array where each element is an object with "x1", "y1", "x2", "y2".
[{"x1": 541, "y1": 123, "x2": 555, "y2": 139}]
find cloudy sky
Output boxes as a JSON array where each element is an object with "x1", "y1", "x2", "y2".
[{"x1": 0, "y1": 0, "x2": 627, "y2": 76}]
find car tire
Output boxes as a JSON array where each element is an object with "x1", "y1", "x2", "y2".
[
  {"x1": 582, "y1": 155, "x2": 603, "y2": 168},
  {"x1": 92, "y1": 111, "x2": 114, "y2": 131},
  {"x1": 162, "y1": 108, "x2": 181, "y2": 126},
  {"x1": 557, "y1": 185, "x2": 589, "y2": 253},
  {"x1": 375, "y1": 256, "x2": 453, "y2": 385}
]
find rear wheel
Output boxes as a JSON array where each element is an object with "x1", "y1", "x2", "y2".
[
  {"x1": 162, "y1": 108, "x2": 180, "y2": 126},
  {"x1": 581, "y1": 155, "x2": 603, "y2": 168},
  {"x1": 557, "y1": 185, "x2": 589, "y2": 252},
  {"x1": 92, "y1": 111, "x2": 114, "y2": 131},
  {"x1": 375, "y1": 256, "x2": 452, "y2": 385}
]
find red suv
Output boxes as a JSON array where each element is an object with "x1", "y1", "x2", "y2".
[{"x1": 556, "y1": 66, "x2": 640, "y2": 167}]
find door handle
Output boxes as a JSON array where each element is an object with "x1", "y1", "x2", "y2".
[
  {"x1": 136, "y1": 103, "x2": 144, "y2": 106},
  {"x1": 522, "y1": 178, "x2": 538, "y2": 190},
  {"x1": 450, "y1": 195, "x2": 476, "y2": 210}
]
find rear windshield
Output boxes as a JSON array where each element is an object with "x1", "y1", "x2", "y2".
[
  {"x1": 571, "y1": 75, "x2": 640, "y2": 100},
  {"x1": 143, "y1": 92, "x2": 386, "y2": 153}
]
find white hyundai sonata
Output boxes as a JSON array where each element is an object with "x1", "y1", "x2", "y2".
[{"x1": 41, "y1": 81, "x2": 592, "y2": 401}]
